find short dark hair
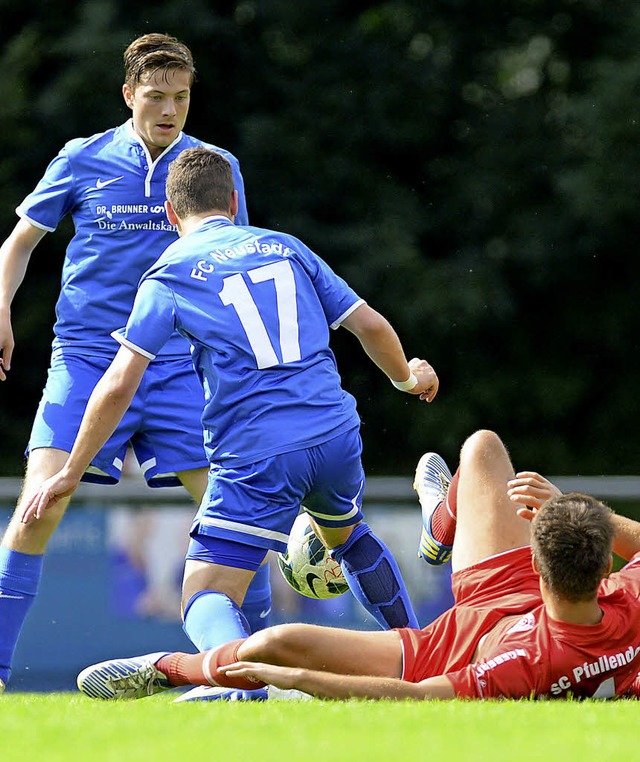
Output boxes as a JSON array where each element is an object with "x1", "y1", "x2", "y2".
[
  {"x1": 531, "y1": 493, "x2": 614, "y2": 602},
  {"x1": 123, "y1": 33, "x2": 196, "y2": 90},
  {"x1": 167, "y1": 147, "x2": 235, "y2": 219}
]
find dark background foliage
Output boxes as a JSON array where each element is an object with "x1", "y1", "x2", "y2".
[{"x1": 1, "y1": 0, "x2": 639, "y2": 477}]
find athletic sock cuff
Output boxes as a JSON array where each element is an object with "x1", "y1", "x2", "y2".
[
  {"x1": 0, "y1": 547, "x2": 44, "y2": 594},
  {"x1": 329, "y1": 522, "x2": 370, "y2": 563}
]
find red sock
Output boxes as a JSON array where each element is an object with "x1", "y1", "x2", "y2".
[
  {"x1": 156, "y1": 653, "x2": 198, "y2": 686},
  {"x1": 429, "y1": 468, "x2": 459, "y2": 546},
  {"x1": 156, "y1": 639, "x2": 266, "y2": 691}
]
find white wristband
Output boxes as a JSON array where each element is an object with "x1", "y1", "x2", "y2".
[{"x1": 391, "y1": 372, "x2": 418, "y2": 392}]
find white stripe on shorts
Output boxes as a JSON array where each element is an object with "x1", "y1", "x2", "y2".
[
  {"x1": 198, "y1": 517, "x2": 290, "y2": 545},
  {"x1": 304, "y1": 504, "x2": 361, "y2": 523},
  {"x1": 304, "y1": 480, "x2": 364, "y2": 523},
  {"x1": 139, "y1": 457, "x2": 157, "y2": 475}
]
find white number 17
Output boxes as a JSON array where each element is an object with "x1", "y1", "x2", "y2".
[{"x1": 218, "y1": 260, "x2": 301, "y2": 369}]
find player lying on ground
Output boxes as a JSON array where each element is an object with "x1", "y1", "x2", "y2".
[
  {"x1": 75, "y1": 429, "x2": 640, "y2": 700},
  {"x1": 22, "y1": 147, "x2": 440, "y2": 699}
]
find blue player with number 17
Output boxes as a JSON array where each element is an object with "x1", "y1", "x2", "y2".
[{"x1": 23, "y1": 148, "x2": 440, "y2": 688}]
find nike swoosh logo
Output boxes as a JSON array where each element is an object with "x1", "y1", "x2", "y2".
[
  {"x1": 95, "y1": 176, "x2": 124, "y2": 189},
  {"x1": 306, "y1": 573, "x2": 322, "y2": 598},
  {"x1": 259, "y1": 608, "x2": 271, "y2": 619}
]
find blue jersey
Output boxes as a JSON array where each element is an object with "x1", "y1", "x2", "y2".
[
  {"x1": 116, "y1": 217, "x2": 364, "y2": 466},
  {"x1": 17, "y1": 120, "x2": 248, "y2": 358}
]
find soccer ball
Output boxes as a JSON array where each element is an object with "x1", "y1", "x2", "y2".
[{"x1": 277, "y1": 513, "x2": 349, "y2": 599}]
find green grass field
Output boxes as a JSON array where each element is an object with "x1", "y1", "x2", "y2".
[{"x1": 0, "y1": 693, "x2": 636, "y2": 762}]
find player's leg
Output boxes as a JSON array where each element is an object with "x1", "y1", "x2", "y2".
[
  {"x1": 306, "y1": 427, "x2": 419, "y2": 629},
  {"x1": 77, "y1": 623, "x2": 404, "y2": 699},
  {"x1": 238, "y1": 622, "x2": 403, "y2": 676},
  {"x1": 175, "y1": 452, "x2": 295, "y2": 702},
  {"x1": 76, "y1": 558, "x2": 260, "y2": 701},
  {"x1": 178, "y1": 554, "x2": 262, "y2": 699},
  {"x1": 174, "y1": 467, "x2": 207, "y2": 504},
  {"x1": 141, "y1": 556, "x2": 261, "y2": 696},
  {"x1": 414, "y1": 451, "x2": 457, "y2": 565},
  {"x1": 181, "y1": 551, "x2": 260, "y2": 650},
  {"x1": 178, "y1": 451, "x2": 306, "y2": 655},
  {"x1": 0, "y1": 350, "x2": 121, "y2": 686},
  {"x1": 0, "y1": 447, "x2": 70, "y2": 685},
  {"x1": 160, "y1": 624, "x2": 403, "y2": 688},
  {"x1": 3, "y1": 449, "x2": 72, "y2": 552},
  {"x1": 414, "y1": 430, "x2": 531, "y2": 574},
  {"x1": 237, "y1": 561, "x2": 271, "y2": 631},
  {"x1": 177, "y1": 465, "x2": 272, "y2": 635},
  {"x1": 452, "y1": 429, "x2": 531, "y2": 572},
  {"x1": 174, "y1": 544, "x2": 271, "y2": 703}
]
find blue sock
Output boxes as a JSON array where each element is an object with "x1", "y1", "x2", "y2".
[
  {"x1": 331, "y1": 523, "x2": 419, "y2": 630},
  {"x1": 183, "y1": 590, "x2": 251, "y2": 652},
  {"x1": 182, "y1": 589, "x2": 267, "y2": 702},
  {"x1": 240, "y1": 562, "x2": 272, "y2": 633},
  {"x1": 0, "y1": 547, "x2": 44, "y2": 684}
]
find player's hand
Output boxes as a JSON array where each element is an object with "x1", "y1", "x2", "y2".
[
  {"x1": 0, "y1": 311, "x2": 14, "y2": 382},
  {"x1": 20, "y1": 471, "x2": 80, "y2": 524},
  {"x1": 507, "y1": 471, "x2": 562, "y2": 521},
  {"x1": 219, "y1": 661, "x2": 301, "y2": 691},
  {"x1": 407, "y1": 358, "x2": 439, "y2": 402}
]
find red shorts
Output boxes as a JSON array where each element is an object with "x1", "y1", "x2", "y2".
[{"x1": 399, "y1": 546, "x2": 541, "y2": 682}]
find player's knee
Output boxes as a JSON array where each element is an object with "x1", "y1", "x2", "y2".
[
  {"x1": 460, "y1": 429, "x2": 505, "y2": 467},
  {"x1": 4, "y1": 502, "x2": 63, "y2": 550},
  {"x1": 238, "y1": 623, "x2": 302, "y2": 664},
  {"x1": 314, "y1": 522, "x2": 354, "y2": 549}
]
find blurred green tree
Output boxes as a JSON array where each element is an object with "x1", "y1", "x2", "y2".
[{"x1": 1, "y1": 0, "x2": 639, "y2": 476}]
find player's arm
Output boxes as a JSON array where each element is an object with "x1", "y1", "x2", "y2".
[
  {"x1": 0, "y1": 219, "x2": 47, "y2": 380},
  {"x1": 20, "y1": 345, "x2": 150, "y2": 522},
  {"x1": 340, "y1": 303, "x2": 439, "y2": 402},
  {"x1": 220, "y1": 661, "x2": 456, "y2": 700},
  {"x1": 608, "y1": 514, "x2": 640, "y2": 561}
]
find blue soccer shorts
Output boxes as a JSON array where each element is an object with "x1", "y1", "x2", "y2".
[
  {"x1": 186, "y1": 426, "x2": 366, "y2": 568},
  {"x1": 28, "y1": 348, "x2": 208, "y2": 487}
]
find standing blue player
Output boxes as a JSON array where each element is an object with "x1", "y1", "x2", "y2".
[
  {"x1": 23, "y1": 147, "x2": 440, "y2": 699},
  {"x1": 0, "y1": 34, "x2": 270, "y2": 696}
]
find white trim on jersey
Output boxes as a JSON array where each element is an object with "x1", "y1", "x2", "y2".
[
  {"x1": 15, "y1": 209, "x2": 56, "y2": 233},
  {"x1": 111, "y1": 331, "x2": 156, "y2": 360},
  {"x1": 330, "y1": 298, "x2": 366, "y2": 330}
]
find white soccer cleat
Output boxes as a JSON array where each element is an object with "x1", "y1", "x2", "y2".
[
  {"x1": 413, "y1": 452, "x2": 453, "y2": 566},
  {"x1": 173, "y1": 685, "x2": 268, "y2": 702},
  {"x1": 77, "y1": 652, "x2": 172, "y2": 700},
  {"x1": 0, "y1": 677, "x2": 5, "y2": 695}
]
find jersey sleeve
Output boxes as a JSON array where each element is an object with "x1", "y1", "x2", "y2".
[
  {"x1": 293, "y1": 243, "x2": 363, "y2": 328},
  {"x1": 446, "y1": 649, "x2": 538, "y2": 699},
  {"x1": 16, "y1": 146, "x2": 76, "y2": 231},
  {"x1": 113, "y1": 278, "x2": 178, "y2": 359}
]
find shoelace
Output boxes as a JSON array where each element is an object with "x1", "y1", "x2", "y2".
[{"x1": 106, "y1": 664, "x2": 159, "y2": 697}]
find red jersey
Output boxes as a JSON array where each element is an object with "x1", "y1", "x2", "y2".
[{"x1": 399, "y1": 548, "x2": 640, "y2": 699}]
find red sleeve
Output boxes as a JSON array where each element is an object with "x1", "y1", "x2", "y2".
[{"x1": 446, "y1": 648, "x2": 537, "y2": 699}]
